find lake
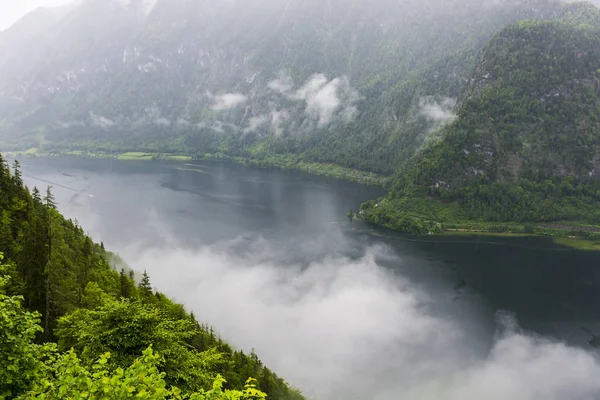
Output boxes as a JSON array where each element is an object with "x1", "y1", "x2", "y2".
[{"x1": 18, "y1": 156, "x2": 600, "y2": 400}]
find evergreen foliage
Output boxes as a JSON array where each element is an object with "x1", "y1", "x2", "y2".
[
  {"x1": 0, "y1": 154, "x2": 304, "y2": 399},
  {"x1": 139, "y1": 270, "x2": 154, "y2": 297}
]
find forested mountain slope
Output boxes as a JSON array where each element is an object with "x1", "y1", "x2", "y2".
[
  {"x1": 0, "y1": 0, "x2": 566, "y2": 173},
  {"x1": 361, "y1": 3, "x2": 600, "y2": 231},
  {"x1": 0, "y1": 153, "x2": 303, "y2": 399}
]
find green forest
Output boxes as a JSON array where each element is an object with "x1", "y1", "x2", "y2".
[{"x1": 0, "y1": 153, "x2": 304, "y2": 399}]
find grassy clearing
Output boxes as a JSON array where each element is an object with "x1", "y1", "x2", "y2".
[
  {"x1": 440, "y1": 230, "x2": 600, "y2": 250},
  {"x1": 116, "y1": 152, "x2": 193, "y2": 161},
  {"x1": 117, "y1": 152, "x2": 155, "y2": 160},
  {"x1": 441, "y1": 224, "x2": 600, "y2": 250},
  {"x1": 441, "y1": 231, "x2": 535, "y2": 238},
  {"x1": 552, "y1": 237, "x2": 600, "y2": 251},
  {"x1": 440, "y1": 223, "x2": 600, "y2": 250},
  {"x1": 164, "y1": 154, "x2": 193, "y2": 161}
]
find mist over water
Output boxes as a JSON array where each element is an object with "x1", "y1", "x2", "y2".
[
  {"x1": 19, "y1": 157, "x2": 600, "y2": 400},
  {"x1": 123, "y1": 233, "x2": 600, "y2": 400}
]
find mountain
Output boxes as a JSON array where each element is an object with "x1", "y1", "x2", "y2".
[
  {"x1": 0, "y1": 0, "x2": 561, "y2": 162},
  {"x1": 361, "y1": 2, "x2": 600, "y2": 232},
  {"x1": 416, "y1": 3, "x2": 600, "y2": 187}
]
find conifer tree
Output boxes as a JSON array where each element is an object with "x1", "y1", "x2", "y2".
[
  {"x1": 44, "y1": 186, "x2": 57, "y2": 210},
  {"x1": 32, "y1": 187, "x2": 42, "y2": 205},
  {"x1": 138, "y1": 270, "x2": 153, "y2": 297},
  {"x1": 119, "y1": 269, "x2": 134, "y2": 299},
  {"x1": 12, "y1": 160, "x2": 22, "y2": 187}
]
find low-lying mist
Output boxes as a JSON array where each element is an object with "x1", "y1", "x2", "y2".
[{"x1": 119, "y1": 222, "x2": 600, "y2": 400}]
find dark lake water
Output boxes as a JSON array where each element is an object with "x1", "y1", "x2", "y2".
[{"x1": 17, "y1": 156, "x2": 600, "y2": 399}]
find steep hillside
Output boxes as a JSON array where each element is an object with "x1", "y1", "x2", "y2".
[
  {"x1": 0, "y1": 0, "x2": 563, "y2": 174},
  {"x1": 416, "y1": 3, "x2": 600, "y2": 186},
  {"x1": 362, "y1": 3, "x2": 600, "y2": 231},
  {"x1": 0, "y1": 153, "x2": 304, "y2": 399}
]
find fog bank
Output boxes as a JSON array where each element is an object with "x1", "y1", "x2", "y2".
[{"x1": 121, "y1": 228, "x2": 600, "y2": 400}]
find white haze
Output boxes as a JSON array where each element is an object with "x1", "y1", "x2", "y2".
[
  {"x1": 111, "y1": 0, "x2": 157, "y2": 15},
  {"x1": 268, "y1": 73, "x2": 359, "y2": 127},
  {"x1": 268, "y1": 73, "x2": 294, "y2": 94},
  {"x1": 0, "y1": 0, "x2": 72, "y2": 30},
  {"x1": 208, "y1": 92, "x2": 248, "y2": 111},
  {"x1": 292, "y1": 74, "x2": 359, "y2": 126},
  {"x1": 270, "y1": 109, "x2": 289, "y2": 134},
  {"x1": 89, "y1": 111, "x2": 116, "y2": 128},
  {"x1": 244, "y1": 110, "x2": 290, "y2": 134},
  {"x1": 0, "y1": 0, "x2": 158, "y2": 31},
  {"x1": 418, "y1": 96, "x2": 457, "y2": 124},
  {"x1": 243, "y1": 115, "x2": 269, "y2": 134},
  {"x1": 115, "y1": 224, "x2": 600, "y2": 400}
]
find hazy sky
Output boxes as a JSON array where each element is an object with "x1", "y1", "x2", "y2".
[{"x1": 0, "y1": 0, "x2": 72, "y2": 31}]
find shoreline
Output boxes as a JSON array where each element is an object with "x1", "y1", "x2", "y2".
[
  {"x1": 4, "y1": 149, "x2": 389, "y2": 187},
  {"x1": 358, "y1": 213, "x2": 600, "y2": 251},
  {"x1": 7, "y1": 148, "x2": 599, "y2": 251},
  {"x1": 357, "y1": 197, "x2": 600, "y2": 251},
  {"x1": 440, "y1": 230, "x2": 600, "y2": 251}
]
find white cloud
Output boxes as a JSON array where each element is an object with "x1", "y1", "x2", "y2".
[
  {"x1": 57, "y1": 120, "x2": 85, "y2": 128},
  {"x1": 292, "y1": 74, "x2": 359, "y2": 127},
  {"x1": 243, "y1": 115, "x2": 269, "y2": 134},
  {"x1": 203, "y1": 120, "x2": 239, "y2": 133},
  {"x1": 341, "y1": 104, "x2": 358, "y2": 123},
  {"x1": 113, "y1": 0, "x2": 157, "y2": 16},
  {"x1": 267, "y1": 73, "x2": 294, "y2": 94},
  {"x1": 209, "y1": 92, "x2": 248, "y2": 111},
  {"x1": 89, "y1": 112, "x2": 116, "y2": 128},
  {"x1": 270, "y1": 109, "x2": 289, "y2": 132},
  {"x1": 155, "y1": 117, "x2": 171, "y2": 126},
  {"x1": 210, "y1": 121, "x2": 224, "y2": 133},
  {"x1": 435, "y1": 333, "x2": 600, "y2": 400},
  {"x1": 418, "y1": 96, "x2": 457, "y2": 124},
  {"x1": 115, "y1": 227, "x2": 600, "y2": 400}
]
